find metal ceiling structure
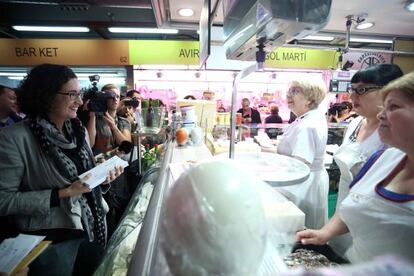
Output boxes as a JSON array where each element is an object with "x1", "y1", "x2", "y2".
[{"x1": 0, "y1": 0, "x2": 412, "y2": 50}]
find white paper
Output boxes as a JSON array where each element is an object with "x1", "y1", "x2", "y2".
[
  {"x1": 0, "y1": 234, "x2": 45, "y2": 274},
  {"x1": 79, "y1": 156, "x2": 129, "y2": 189}
]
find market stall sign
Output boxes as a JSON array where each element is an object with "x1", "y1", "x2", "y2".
[
  {"x1": 0, "y1": 39, "x2": 129, "y2": 65},
  {"x1": 128, "y1": 40, "x2": 199, "y2": 65},
  {"x1": 343, "y1": 51, "x2": 392, "y2": 70},
  {"x1": 265, "y1": 48, "x2": 338, "y2": 69}
]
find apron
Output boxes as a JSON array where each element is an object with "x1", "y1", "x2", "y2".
[
  {"x1": 330, "y1": 117, "x2": 384, "y2": 256},
  {"x1": 277, "y1": 110, "x2": 329, "y2": 229},
  {"x1": 340, "y1": 148, "x2": 414, "y2": 263}
]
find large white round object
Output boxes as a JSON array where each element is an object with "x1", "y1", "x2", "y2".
[
  {"x1": 161, "y1": 159, "x2": 267, "y2": 276},
  {"x1": 216, "y1": 152, "x2": 310, "y2": 187}
]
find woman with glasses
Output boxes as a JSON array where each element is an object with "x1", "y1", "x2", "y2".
[
  {"x1": 276, "y1": 78, "x2": 328, "y2": 229},
  {"x1": 330, "y1": 64, "x2": 403, "y2": 256},
  {"x1": 0, "y1": 64, "x2": 123, "y2": 275},
  {"x1": 297, "y1": 71, "x2": 414, "y2": 264}
]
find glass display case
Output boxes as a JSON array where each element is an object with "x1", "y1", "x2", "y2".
[{"x1": 94, "y1": 119, "x2": 350, "y2": 275}]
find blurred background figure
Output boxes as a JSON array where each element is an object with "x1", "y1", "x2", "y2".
[
  {"x1": 328, "y1": 101, "x2": 357, "y2": 123},
  {"x1": 117, "y1": 97, "x2": 137, "y2": 132},
  {"x1": 183, "y1": 95, "x2": 196, "y2": 100},
  {"x1": 0, "y1": 84, "x2": 22, "y2": 128},
  {"x1": 126, "y1": 89, "x2": 144, "y2": 131},
  {"x1": 265, "y1": 104, "x2": 283, "y2": 124},
  {"x1": 237, "y1": 98, "x2": 261, "y2": 138},
  {"x1": 264, "y1": 104, "x2": 283, "y2": 139},
  {"x1": 237, "y1": 98, "x2": 262, "y2": 124}
]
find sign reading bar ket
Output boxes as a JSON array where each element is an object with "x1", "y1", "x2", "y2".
[{"x1": 0, "y1": 39, "x2": 129, "y2": 65}]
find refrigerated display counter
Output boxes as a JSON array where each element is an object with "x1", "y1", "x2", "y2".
[{"x1": 102, "y1": 139, "x2": 309, "y2": 275}]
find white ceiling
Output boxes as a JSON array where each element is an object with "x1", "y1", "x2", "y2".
[{"x1": 169, "y1": 0, "x2": 414, "y2": 38}]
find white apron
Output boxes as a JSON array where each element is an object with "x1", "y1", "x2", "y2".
[
  {"x1": 330, "y1": 117, "x2": 384, "y2": 256},
  {"x1": 277, "y1": 109, "x2": 329, "y2": 229},
  {"x1": 340, "y1": 148, "x2": 414, "y2": 263}
]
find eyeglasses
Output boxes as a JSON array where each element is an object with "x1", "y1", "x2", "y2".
[
  {"x1": 348, "y1": 86, "x2": 383, "y2": 95},
  {"x1": 57, "y1": 90, "x2": 82, "y2": 100},
  {"x1": 287, "y1": 87, "x2": 302, "y2": 96}
]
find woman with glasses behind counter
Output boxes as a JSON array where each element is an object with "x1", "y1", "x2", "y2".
[
  {"x1": 276, "y1": 78, "x2": 328, "y2": 230},
  {"x1": 297, "y1": 71, "x2": 414, "y2": 264},
  {"x1": 329, "y1": 64, "x2": 403, "y2": 256}
]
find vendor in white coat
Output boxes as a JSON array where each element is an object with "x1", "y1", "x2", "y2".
[
  {"x1": 297, "y1": 71, "x2": 414, "y2": 263},
  {"x1": 276, "y1": 79, "x2": 328, "y2": 229},
  {"x1": 330, "y1": 64, "x2": 403, "y2": 255}
]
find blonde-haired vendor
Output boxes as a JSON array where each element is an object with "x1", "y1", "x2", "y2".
[{"x1": 277, "y1": 78, "x2": 328, "y2": 229}]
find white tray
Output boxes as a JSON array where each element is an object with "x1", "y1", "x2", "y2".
[{"x1": 216, "y1": 152, "x2": 310, "y2": 187}]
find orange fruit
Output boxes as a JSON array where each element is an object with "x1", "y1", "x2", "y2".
[{"x1": 176, "y1": 128, "x2": 188, "y2": 146}]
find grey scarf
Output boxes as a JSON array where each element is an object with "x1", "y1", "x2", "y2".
[{"x1": 29, "y1": 117, "x2": 107, "y2": 246}]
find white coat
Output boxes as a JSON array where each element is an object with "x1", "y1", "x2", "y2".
[
  {"x1": 330, "y1": 116, "x2": 384, "y2": 256},
  {"x1": 277, "y1": 109, "x2": 329, "y2": 229},
  {"x1": 340, "y1": 147, "x2": 414, "y2": 263}
]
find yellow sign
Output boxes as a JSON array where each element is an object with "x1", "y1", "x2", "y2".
[
  {"x1": 0, "y1": 39, "x2": 338, "y2": 69},
  {"x1": 0, "y1": 38, "x2": 129, "y2": 65},
  {"x1": 265, "y1": 47, "x2": 339, "y2": 69},
  {"x1": 129, "y1": 40, "x2": 199, "y2": 65}
]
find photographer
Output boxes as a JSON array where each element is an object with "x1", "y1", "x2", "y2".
[
  {"x1": 88, "y1": 84, "x2": 132, "y2": 154},
  {"x1": 328, "y1": 103, "x2": 348, "y2": 123},
  {"x1": 85, "y1": 84, "x2": 132, "y2": 236},
  {"x1": 125, "y1": 89, "x2": 143, "y2": 131},
  {"x1": 117, "y1": 97, "x2": 138, "y2": 132}
]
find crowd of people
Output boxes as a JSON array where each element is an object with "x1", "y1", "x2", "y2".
[{"x1": 0, "y1": 62, "x2": 413, "y2": 274}]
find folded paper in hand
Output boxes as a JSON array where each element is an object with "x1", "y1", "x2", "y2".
[
  {"x1": 0, "y1": 234, "x2": 51, "y2": 274},
  {"x1": 79, "y1": 156, "x2": 129, "y2": 189}
]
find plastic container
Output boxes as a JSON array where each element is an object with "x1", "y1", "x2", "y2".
[
  {"x1": 140, "y1": 107, "x2": 164, "y2": 134},
  {"x1": 180, "y1": 105, "x2": 196, "y2": 124}
]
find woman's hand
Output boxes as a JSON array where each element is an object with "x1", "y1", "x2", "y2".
[
  {"x1": 102, "y1": 165, "x2": 124, "y2": 185},
  {"x1": 125, "y1": 111, "x2": 135, "y2": 124},
  {"x1": 59, "y1": 175, "x2": 92, "y2": 198},
  {"x1": 296, "y1": 228, "x2": 331, "y2": 245},
  {"x1": 103, "y1": 112, "x2": 117, "y2": 130}
]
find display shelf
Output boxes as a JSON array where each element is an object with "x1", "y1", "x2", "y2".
[{"x1": 94, "y1": 166, "x2": 160, "y2": 276}]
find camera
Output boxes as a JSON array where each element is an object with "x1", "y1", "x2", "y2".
[
  {"x1": 328, "y1": 103, "x2": 347, "y2": 116},
  {"x1": 82, "y1": 75, "x2": 116, "y2": 113},
  {"x1": 124, "y1": 98, "x2": 140, "y2": 109}
]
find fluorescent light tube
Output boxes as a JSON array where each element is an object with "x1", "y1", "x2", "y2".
[
  {"x1": 8, "y1": 77, "x2": 24, "y2": 80},
  {"x1": 108, "y1": 27, "x2": 178, "y2": 34},
  {"x1": 302, "y1": 35, "x2": 335, "y2": 41},
  {"x1": 0, "y1": 72, "x2": 27, "y2": 77},
  {"x1": 406, "y1": 0, "x2": 414, "y2": 11},
  {"x1": 12, "y1": 26, "x2": 90, "y2": 32},
  {"x1": 76, "y1": 73, "x2": 119, "y2": 77},
  {"x1": 350, "y1": 37, "x2": 393, "y2": 44},
  {"x1": 355, "y1": 22, "x2": 374, "y2": 30}
]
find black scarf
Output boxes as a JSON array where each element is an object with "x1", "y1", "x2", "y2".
[{"x1": 29, "y1": 117, "x2": 107, "y2": 246}]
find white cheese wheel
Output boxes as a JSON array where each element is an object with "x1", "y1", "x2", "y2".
[{"x1": 162, "y1": 159, "x2": 267, "y2": 275}]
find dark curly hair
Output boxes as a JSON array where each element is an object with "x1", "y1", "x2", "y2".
[{"x1": 17, "y1": 64, "x2": 77, "y2": 118}]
